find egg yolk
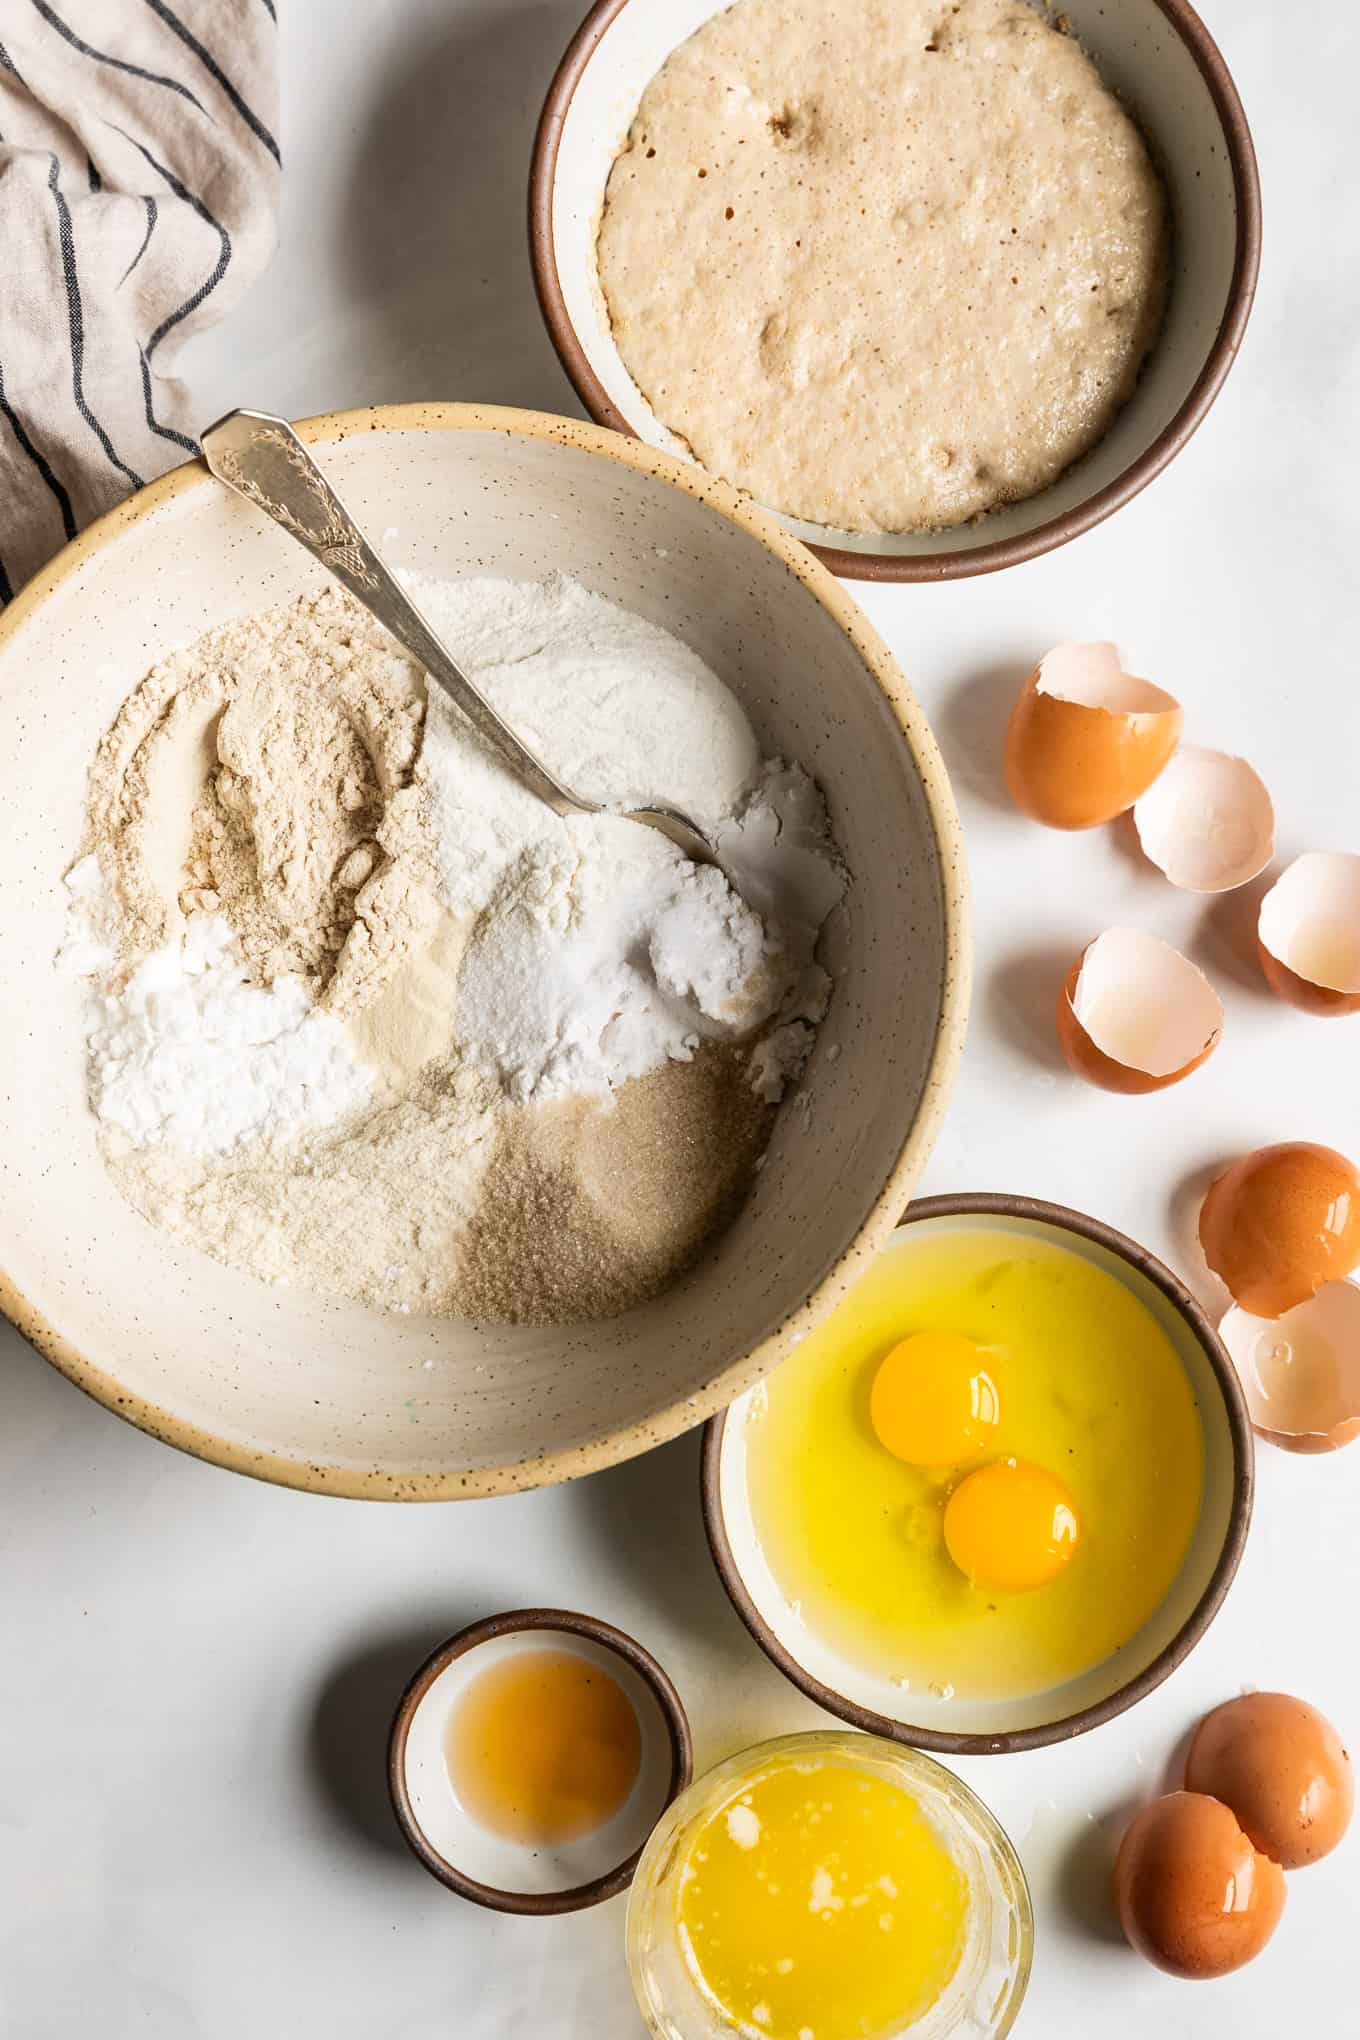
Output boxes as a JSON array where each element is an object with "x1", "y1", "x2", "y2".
[
  {"x1": 869, "y1": 1331, "x2": 1001, "y2": 1467},
  {"x1": 943, "y1": 1459, "x2": 1080, "y2": 1593}
]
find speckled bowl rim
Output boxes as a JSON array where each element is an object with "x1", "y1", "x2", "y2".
[
  {"x1": 702, "y1": 1191, "x2": 1256, "y2": 1754},
  {"x1": 0, "y1": 400, "x2": 970, "y2": 1501},
  {"x1": 528, "y1": 0, "x2": 1262, "y2": 582},
  {"x1": 387, "y1": 1607, "x2": 694, "y2": 1913}
]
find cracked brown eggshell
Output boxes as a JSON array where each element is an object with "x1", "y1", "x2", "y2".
[
  {"x1": 1258, "y1": 851, "x2": 1360, "y2": 1015},
  {"x1": 1133, "y1": 746, "x2": 1275, "y2": 893},
  {"x1": 1219, "y1": 1281, "x2": 1360, "y2": 1453},
  {"x1": 1005, "y1": 642, "x2": 1183, "y2": 830},
  {"x1": 1056, "y1": 929, "x2": 1223, "y2": 1093}
]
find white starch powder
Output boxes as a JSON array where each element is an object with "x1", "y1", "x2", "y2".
[
  {"x1": 413, "y1": 571, "x2": 843, "y2": 1103},
  {"x1": 73, "y1": 890, "x2": 371, "y2": 1155}
]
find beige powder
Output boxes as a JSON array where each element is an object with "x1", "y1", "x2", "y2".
[
  {"x1": 79, "y1": 586, "x2": 776, "y2": 1323},
  {"x1": 89, "y1": 586, "x2": 436, "y2": 1017},
  {"x1": 103, "y1": 1055, "x2": 505, "y2": 1316},
  {"x1": 108, "y1": 1039, "x2": 772, "y2": 1322},
  {"x1": 597, "y1": 0, "x2": 1170, "y2": 534}
]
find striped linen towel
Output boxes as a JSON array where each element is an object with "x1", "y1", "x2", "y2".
[{"x1": 0, "y1": 0, "x2": 279, "y2": 604}]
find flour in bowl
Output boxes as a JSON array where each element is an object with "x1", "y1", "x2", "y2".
[{"x1": 60, "y1": 573, "x2": 845, "y2": 1322}]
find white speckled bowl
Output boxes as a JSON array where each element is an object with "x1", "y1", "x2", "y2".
[
  {"x1": 530, "y1": 0, "x2": 1261, "y2": 580},
  {"x1": 704, "y1": 1197, "x2": 1254, "y2": 1754},
  {"x1": 0, "y1": 404, "x2": 967, "y2": 1499}
]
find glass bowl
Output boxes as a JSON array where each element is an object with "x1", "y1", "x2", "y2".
[{"x1": 626, "y1": 1730, "x2": 1033, "y2": 2039}]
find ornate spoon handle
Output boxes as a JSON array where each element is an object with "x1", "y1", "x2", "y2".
[{"x1": 200, "y1": 408, "x2": 597, "y2": 821}]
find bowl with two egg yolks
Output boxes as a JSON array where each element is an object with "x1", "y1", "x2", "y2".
[{"x1": 704, "y1": 1195, "x2": 1253, "y2": 1753}]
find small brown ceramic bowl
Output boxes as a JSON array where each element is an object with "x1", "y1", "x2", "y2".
[
  {"x1": 388, "y1": 1608, "x2": 692, "y2": 1913},
  {"x1": 530, "y1": 0, "x2": 1261, "y2": 581},
  {"x1": 703, "y1": 1194, "x2": 1254, "y2": 1755}
]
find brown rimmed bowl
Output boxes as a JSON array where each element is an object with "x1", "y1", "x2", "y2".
[
  {"x1": 530, "y1": 0, "x2": 1261, "y2": 581},
  {"x1": 388, "y1": 1608, "x2": 693, "y2": 1913},
  {"x1": 703, "y1": 1193, "x2": 1255, "y2": 1755}
]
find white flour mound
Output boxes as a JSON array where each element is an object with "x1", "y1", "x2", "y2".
[
  {"x1": 716, "y1": 760, "x2": 847, "y2": 1101},
  {"x1": 416, "y1": 571, "x2": 759, "y2": 916},
  {"x1": 80, "y1": 908, "x2": 372, "y2": 1155},
  {"x1": 413, "y1": 571, "x2": 845, "y2": 1103},
  {"x1": 457, "y1": 820, "x2": 785, "y2": 1104}
]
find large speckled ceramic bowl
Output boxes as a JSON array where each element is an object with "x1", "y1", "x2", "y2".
[
  {"x1": 0, "y1": 404, "x2": 967, "y2": 1499},
  {"x1": 531, "y1": 0, "x2": 1260, "y2": 581}
]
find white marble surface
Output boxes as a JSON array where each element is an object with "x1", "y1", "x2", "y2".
[{"x1": 3, "y1": 2, "x2": 1358, "y2": 2034}]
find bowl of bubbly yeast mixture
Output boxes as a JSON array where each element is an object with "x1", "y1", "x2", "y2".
[
  {"x1": 0, "y1": 404, "x2": 967, "y2": 1498},
  {"x1": 531, "y1": 0, "x2": 1260, "y2": 580}
]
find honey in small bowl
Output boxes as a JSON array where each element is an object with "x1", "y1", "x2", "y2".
[
  {"x1": 446, "y1": 1646, "x2": 642, "y2": 1846},
  {"x1": 390, "y1": 1612, "x2": 691, "y2": 1911}
]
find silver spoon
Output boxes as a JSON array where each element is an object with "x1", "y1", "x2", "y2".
[{"x1": 199, "y1": 409, "x2": 718, "y2": 866}]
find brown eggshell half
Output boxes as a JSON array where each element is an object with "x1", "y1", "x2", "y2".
[
  {"x1": 1005, "y1": 642, "x2": 1183, "y2": 830},
  {"x1": 1133, "y1": 746, "x2": 1275, "y2": 893},
  {"x1": 1258, "y1": 852, "x2": 1360, "y2": 1015},
  {"x1": 1114, "y1": 1792, "x2": 1287, "y2": 1979},
  {"x1": 1218, "y1": 1281, "x2": 1360, "y2": 1453},
  {"x1": 1199, "y1": 1142, "x2": 1360, "y2": 1317},
  {"x1": 1186, "y1": 1693, "x2": 1354, "y2": 1869},
  {"x1": 1056, "y1": 929, "x2": 1223, "y2": 1093}
]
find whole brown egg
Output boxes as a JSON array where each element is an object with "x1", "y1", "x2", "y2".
[
  {"x1": 1187, "y1": 1693, "x2": 1354, "y2": 1869},
  {"x1": 1114, "y1": 1792, "x2": 1286, "y2": 1979}
]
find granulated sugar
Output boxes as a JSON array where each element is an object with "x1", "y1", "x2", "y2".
[
  {"x1": 454, "y1": 1044, "x2": 773, "y2": 1324},
  {"x1": 61, "y1": 573, "x2": 844, "y2": 1322}
]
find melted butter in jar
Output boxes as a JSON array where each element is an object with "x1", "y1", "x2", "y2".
[{"x1": 677, "y1": 1755, "x2": 970, "y2": 2040}]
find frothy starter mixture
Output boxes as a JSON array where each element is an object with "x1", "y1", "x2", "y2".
[{"x1": 598, "y1": 0, "x2": 1169, "y2": 533}]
